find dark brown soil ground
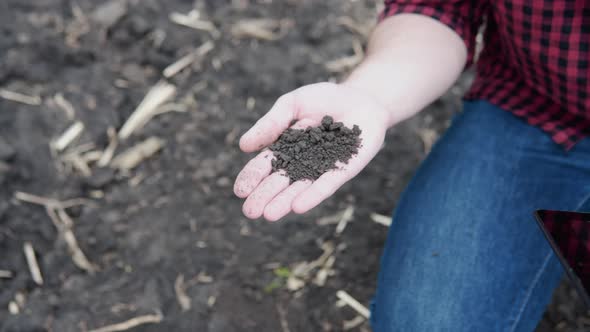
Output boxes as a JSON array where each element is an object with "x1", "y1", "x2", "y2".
[
  {"x1": 270, "y1": 116, "x2": 361, "y2": 182},
  {"x1": 0, "y1": 0, "x2": 587, "y2": 331}
]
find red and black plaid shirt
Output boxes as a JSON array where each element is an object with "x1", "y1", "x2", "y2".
[{"x1": 382, "y1": 1, "x2": 590, "y2": 149}]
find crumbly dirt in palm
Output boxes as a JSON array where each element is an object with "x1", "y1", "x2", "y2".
[{"x1": 269, "y1": 116, "x2": 361, "y2": 182}]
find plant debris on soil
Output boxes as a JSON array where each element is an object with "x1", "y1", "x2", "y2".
[{"x1": 269, "y1": 116, "x2": 361, "y2": 182}]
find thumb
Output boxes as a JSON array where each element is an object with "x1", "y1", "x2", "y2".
[{"x1": 239, "y1": 93, "x2": 298, "y2": 153}]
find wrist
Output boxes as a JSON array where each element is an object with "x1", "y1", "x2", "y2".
[{"x1": 340, "y1": 61, "x2": 408, "y2": 128}]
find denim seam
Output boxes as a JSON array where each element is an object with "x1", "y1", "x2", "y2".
[
  {"x1": 576, "y1": 190, "x2": 590, "y2": 212},
  {"x1": 508, "y1": 250, "x2": 552, "y2": 332}
]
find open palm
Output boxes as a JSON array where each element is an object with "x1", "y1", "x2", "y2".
[{"x1": 234, "y1": 82, "x2": 390, "y2": 221}]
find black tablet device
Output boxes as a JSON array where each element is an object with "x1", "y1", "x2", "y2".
[{"x1": 534, "y1": 210, "x2": 590, "y2": 307}]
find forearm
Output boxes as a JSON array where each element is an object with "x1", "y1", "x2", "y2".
[{"x1": 343, "y1": 14, "x2": 467, "y2": 128}]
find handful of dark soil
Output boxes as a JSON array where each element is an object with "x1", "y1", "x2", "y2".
[{"x1": 269, "y1": 116, "x2": 362, "y2": 182}]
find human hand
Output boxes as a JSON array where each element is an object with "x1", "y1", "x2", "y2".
[{"x1": 234, "y1": 82, "x2": 390, "y2": 221}]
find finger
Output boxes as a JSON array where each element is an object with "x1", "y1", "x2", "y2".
[
  {"x1": 292, "y1": 154, "x2": 369, "y2": 214},
  {"x1": 291, "y1": 170, "x2": 349, "y2": 214},
  {"x1": 289, "y1": 118, "x2": 318, "y2": 130},
  {"x1": 239, "y1": 93, "x2": 297, "y2": 153},
  {"x1": 234, "y1": 150, "x2": 274, "y2": 198},
  {"x1": 243, "y1": 172, "x2": 290, "y2": 219},
  {"x1": 263, "y1": 180, "x2": 312, "y2": 222}
]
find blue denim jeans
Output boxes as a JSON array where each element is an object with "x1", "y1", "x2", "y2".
[{"x1": 370, "y1": 100, "x2": 590, "y2": 332}]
